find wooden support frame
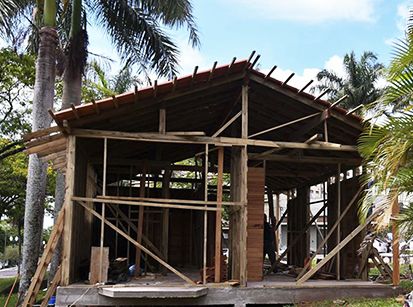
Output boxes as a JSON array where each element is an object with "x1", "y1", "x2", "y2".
[
  {"x1": 76, "y1": 201, "x2": 196, "y2": 285},
  {"x1": 336, "y1": 164, "x2": 341, "y2": 280},
  {"x1": 99, "y1": 138, "x2": 108, "y2": 283},
  {"x1": 135, "y1": 165, "x2": 146, "y2": 276},
  {"x1": 214, "y1": 147, "x2": 224, "y2": 282},
  {"x1": 62, "y1": 136, "x2": 76, "y2": 285},
  {"x1": 296, "y1": 208, "x2": 379, "y2": 285},
  {"x1": 203, "y1": 144, "x2": 209, "y2": 284},
  {"x1": 212, "y1": 111, "x2": 241, "y2": 137},
  {"x1": 392, "y1": 195, "x2": 400, "y2": 286},
  {"x1": 296, "y1": 185, "x2": 363, "y2": 281},
  {"x1": 161, "y1": 167, "x2": 171, "y2": 275}
]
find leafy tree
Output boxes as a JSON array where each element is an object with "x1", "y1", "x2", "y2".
[
  {"x1": 358, "y1": 11, "x2": 413, "y2": 232},
  {"x1": 314, "y1": 51, "x2": 384, "y2": 110}
]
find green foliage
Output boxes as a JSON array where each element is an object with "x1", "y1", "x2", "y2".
[
  {"x1": 313, "y1": 51, "x2": 384, "y2": 110},
  {"x1": 0, "y1": 48, "x2": 35, "y2": 139},
  {"x1": 359, "y1": 10, "x2": 413, "y2": 230},
  {"x1": 2, "y1": 246, "x2": 19, "y2": 263}
]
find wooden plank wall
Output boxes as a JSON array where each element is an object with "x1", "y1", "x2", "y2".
[
  {"x1": 328, "y1": 176, "x2": 362, "y2": 278},
  {"x1": 246, "y1": 167, "x2": 265, "y2": 281}
]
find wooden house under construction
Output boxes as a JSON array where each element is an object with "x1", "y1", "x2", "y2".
[{"x1": 23, "y1": 56, "x2": 399, "y2": 306}]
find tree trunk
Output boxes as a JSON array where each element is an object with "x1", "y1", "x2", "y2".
[{"x1": 18, "y1": 26, "x2": 57, "y2": 299}]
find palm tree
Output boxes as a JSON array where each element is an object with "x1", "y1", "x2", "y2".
[
  {"x1": 16, "y1": 0, "x2": 58, "y2": 300},
  {"x1": 358, "y1": 11, "x2": 413, "y2": 233},
  {"x1": 314, "y1": 51, "x2": 384, "y2": 110}
]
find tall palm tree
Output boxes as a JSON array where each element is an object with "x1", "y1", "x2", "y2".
[
  {"x1": 16, "y1": 0, "x2": 58, "y2": 300},
  {"x1": 358, "y1": 11, "x2": 413, "y2": 232},
  {"x1": 314, "y1": 51, "x2": 384, "y2": 110}
]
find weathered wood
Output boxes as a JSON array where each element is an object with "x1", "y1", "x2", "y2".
[
  {"x1": 249, "y1": 154, "x2": 361, "y2": 165},
  {"x1": 336, "y1": 164, "x2": 341, "y2": 280},
  {"x1": 62, "y1": 136, "x2": 76, "y2": 285},
  {"x1": 99, "y1": 138, "x2": 108, "y2": 283},
  {"x1": 248, "y1": 112, "x2": 320, "y2": 138},
  {"x1": 296, "y1": 209, "x2": 379, "y2": 285},
  {"x1": 392, "y1": 196, "x2": 400, "y2": 286},
  {"x1": 214, "y1": 147, "x2": 224, "y2": 282},
  {"x1": 71, "y1": 128, "x2": 358, "y2": 151},
  {"x1": 90, "y1": 247, "x2": 109, "y2": 284},
  {"x1": 159, "y1": 109, "x2": 166, "y2": 134},
  {"x1": 212, "y1": 111, "x2": 241, "y2": 137},
  {"x1": 136, "y1": 165, "x2": 146, "y2": 276},
  {"x1": 296, "y1": 185, "x2": 364, "y2": 280},
  {"x1": 23, "y1": 125, "x2": 61, "y2": 141},
  {"x1": 76, "y1": 201, "x2": 195, "y2": 285},
  {"x1": 203, "y1": 144, "x2": 209, "y2": 284},
  {"x1": 72, "y1": 196, "x2": 221, "y2": 212},
  {"x1": 161, "y1": 167, "x2": 171, "y2": 275},
  {"x1": 40, "y1": 266, "x2": 61, "y2": 307}
]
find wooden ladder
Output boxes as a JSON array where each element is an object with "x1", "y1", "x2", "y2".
[{"x1": 22, "y1": 205, "x2": 65, "y2": 306}]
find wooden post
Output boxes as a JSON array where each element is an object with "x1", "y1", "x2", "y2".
[
  {"x1": 267, "y1": 189, "x2": 277, "y2": 253},
  {"x1": 336, "y1": 164, "x2": 341, "y2": 280},
  {"x1": 159, "y1": 108, "x2": 166, "y2": 134},
  {"x1": 275, "y1": 193, "x2": 280, "y2": 255},
  {"x1": 62, "y1": 135, "x2": 76, "y2": 285},
  {"x1": 203, "y1": 144, "x2": 209, "y2": 284},
  {"x1": 392, "y1": 196, "x2": 400, "y2": 286},
  {"x1": 99, "y1": 138, "x2": 108, "y2": 283},
  {"x1": 240, "y1": 83, "x2": 248, "y2": 286},
  {"x1": 161, "y1": 166, "x2": 171, "y2": 275},
  {"x1": 214, "y1": 147, "x2": 224, "y2": 282},
  {"x1": 135, "y1": 164, "x2": 146, "y2": 276}
]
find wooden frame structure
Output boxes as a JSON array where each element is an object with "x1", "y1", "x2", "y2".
[{"x1": 25, "y1": 57, "x2": 384, "y2": 298}]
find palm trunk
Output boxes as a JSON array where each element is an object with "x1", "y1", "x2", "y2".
[
  {"x1": 49, "y1": 0, "x2": 84, "y2": 284},
  {"x1": 18, "y1": 26, "x2": 58, "y2": 299}
]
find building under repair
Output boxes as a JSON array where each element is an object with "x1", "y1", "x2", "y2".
[{"x1": 23, "y1": 55, "x2": 400, "y2": 306}]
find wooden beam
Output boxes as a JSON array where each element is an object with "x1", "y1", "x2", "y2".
[
  {"x1": 265, "y1": 66, "x2": 277, "y2": 79},
  {"x1": 248, "y1": 112, "x2": 320, "y2": 138},
  {"x1": 247, "y1": 51, "x2": 256, "y2": 65},
  {"x1": 214, "y1": 147, "x2": 224, "y2": 282},
  {"x1": 112, "y1": 95, "x2": 119, "y2": 108},
  {"x1": 298, "y1": 80, "x2": 313, "y2": 93},
  {"x1": 314, "y1": 89, "x2": 330, "y2": 101},
  {"x1": 296, "y1": 208, "x2": 379, "y2": 285},
  {"x1": 61, "y1": 136, "x2": 76, "y2": 285},
  {"x1": 76, "y1": 201, "x2": 196, "y2": 285},
  {"x1": 282, "y1": 73, "x2": 295, "y2": 86},
  {"x1": 91, "y1": 99, "x2": 100, "y2": 114},
  {"x1": 296, "y1": 185, "x2": 363, "y2": 281},
  {"x1": 250, "y1": 54, "x2": 260, "y2": 69},
  {"x1": 161, "y1": 167, "x2": 171, "y2": 275},
  {"x1": 249, "y1": 154, "x2": 361, "y2": 165},
  {"x1": 304, "y1": 133, "x2": 322, "y2": 144},
  {"x1": 336, "y1": 164, "x2": 341, "y2": 280},
  {"x1": 134, "y1": 85, "x2": 139, "y2": 104},
  {"x1": 23, "y1": 126, "x2": 61, "y2": 141},
  {"x1": 227, "y1": 57, "x2": 237, "y2": 74},
  {"x1": 70, "y1": 104, "x2": 79, "y2": 119},
  {"x1": 159, "y1": 109, "x2": 166, "y2": 134},
  {"x1": 208, "y1": 61, "x2": 218, "y2": 82},
  {"x1": 330, "y1": 95, "x2": 348, "y2": 108},
  {"x1": 71, "y1": 128, "x2": 358, "y2": 151},
  {"x1": 135, "y1": 165, "x2": 146, "y2": 276},
  {"x1": 203, "y1": 144, "x2": 209, "y2": 284},
  {"x1": 392, "y1": 195, "x2": 400, "y2": 286},
  {"x1": 99, "y1": 138, "x2": 108, "y2": 283},
  {"x1": 347, "y1": 104, "x2": 363, "y2": 115},
  {"x1": 249, "y1": 74, "x2": 362, "y2": 130},
  {"x1": 212, "y1": 111, "x2": 241, "y2": 137},
  {"x1": 153, "y1": 80, "x2": 158, "y2": 97}
]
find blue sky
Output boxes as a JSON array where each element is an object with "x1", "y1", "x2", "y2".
[{"x1": 88, "y1": 0, "x2": 412, "y2": 90}]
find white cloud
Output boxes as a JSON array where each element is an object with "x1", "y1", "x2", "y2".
[
  {"x1": 396, "y1": 2, "x2": 411, "y2": 32},
  {"x1": 260, "y1": 55, "x2": 344, "y2": 93},
  {"x1": 232, "y1": 0, "x2": 377, "y2": 23},
  {"x1": 176, "y1": 41, "x2": 210, "y2": 76}
]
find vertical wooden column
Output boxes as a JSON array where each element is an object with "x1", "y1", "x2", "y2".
[
  {"x1": 214, "y1": 147, "x2": 224, "y2": 282},
  {"x1": 275, "y1": 193, "x2": 280, "y2": 255},
  {"x1": 336, "y1": 164, "x2": 341, "y2": 280},
  {"x1": 99, "y1": 138, "x2": 108, "y2": 283},
  {"x1": 62, "y1": 135, "x2": 76, "y2": 286},
  {"x1": 392, "y1": 196, "x2": 400, "y2": 286},
  {"x1": 267, "y1": 189, "x2": 277, "y2": 253},
  {"x1": 203, "y1": 144, "x2": 209, "y2": 284},
  {"x1": 239, "y1": 83, "x2": 249, "y2": 286},
  {"x1": 135, "y1": 165, "x2": 146, "y2": 276},
  {"x1": 161, "y1": 167, "x2": 171, "y2": 275}
]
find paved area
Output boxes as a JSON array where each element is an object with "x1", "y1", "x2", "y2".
[{"x1": 0, "y1": 266, "x2": 18, "y2": 278}]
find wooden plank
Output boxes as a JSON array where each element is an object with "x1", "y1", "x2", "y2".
[
  {"x1": 336, "y1": 164, "x2": 341, "y2": 280},
  {"x1": 212, "y1": 111, "x2": 241, "y2": 137},
  {"x1": 203, "y1": 144, "x2": 209, "y2": 284},
  {"x1": 249, "y1": 154, "x2": 361, "y2": 165},
  {"x1": 161, "y1": 167, "x2": 171, "y2": 275},
  {"x1": 296, "y1": 210, "x2": 378, "y2": 285},
  {"x1": 72, "y1": 196, "x2": 221, "y2": 212},
  {"x1": 23, "y1": 126, "x2": 61, "y2": 141},
  {"x1": 76, "y1": 201, "x2": 196, "y2": 285},
  {"x1": 96, "y1": 195, "x2": 240, "y2": 206},
  {"x1": 214, "y1": 147, "x2": 224, "y2": 282},
  {"x1": 90, "y1": 247, "x2": 109, "y2": 284},
  {"x1": 136, "y1": 165, "x2": 146, "y2": 276},
  {"x1": 392, "y1": 196, "x2": 400, "y2": 286},
  {"x1": 62, "y1": 136, "x2": 76, "y2": 285},
  {"x1": 71, "y1": 128, "x2": 358, "y2": 151},
  {"x1": 159, "y1": 109, "x2": 166, "y2": 134},
  {"x1": 99, "y1": 138, "x2": 108, "y2": 283},
  {"x1": 296, "y1": 185, "x2": 364, "y2": 280}
]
